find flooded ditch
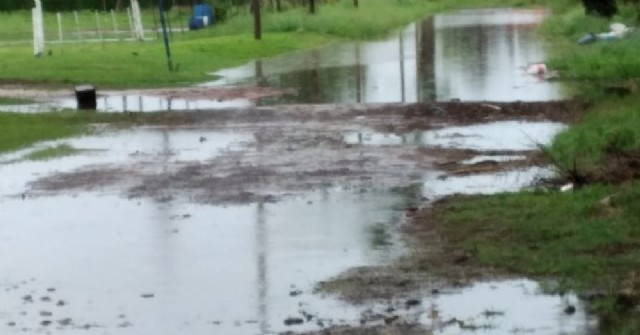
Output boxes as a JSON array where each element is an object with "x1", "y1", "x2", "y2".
[{"x1": 0, "y1": 7, "x2": 594, "y2": 335}]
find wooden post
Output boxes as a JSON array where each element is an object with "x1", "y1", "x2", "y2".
[
  {"x1": 57, "y1": 12, "x2": 63, "y2": 43},
  {"x1": 158, "y1": 0, "x2": 174, "y2": 71},
  {"x1": 252, "y1": 0, "x2": 262, "y2": 40}
]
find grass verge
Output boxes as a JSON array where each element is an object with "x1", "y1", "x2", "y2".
[
  {"x1": 0, "y1": 110, "x2": 201, "y2": 155},
  {"x1": 0, "y1": 112, "x2": 86, "y2": 154},
  {"x1": 549, "y1": 95, "x2": 640, "y2": 181},
  {"x1": 0, "y1": 97, "x2": 34, "y2": 105},
  {"x1": 23, "y1": 144, "x2": 81, "y2": 161}
]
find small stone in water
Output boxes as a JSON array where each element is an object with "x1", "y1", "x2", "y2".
[
  {"x1": 564, "y1": 305, "x2": 576, "y2": 315},
  {"x1": 284, "y1": 317, "x2": 304, "y2": 326}
]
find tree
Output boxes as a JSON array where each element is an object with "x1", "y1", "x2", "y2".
[{"x1": 581, "y1": 0, "x2": 618, "y2": 18}]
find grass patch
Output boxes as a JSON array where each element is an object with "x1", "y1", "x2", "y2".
[
  {"x1": 0, "y1": 112, "x2": 86, "y2": 154},
  {"x1": 0, "y1": 32, "x2": 333, "y2": 88},
  {"x1": 429, "y1": 182, "x2": 640, "y2": 333},
  {"x1": 0, "y1": 110, "x2": 196, "y2": 154},
  {"x1": 431, "y1": 183, "x2": 640, "y2": 291},
  {"x1": 541, "y1": 3, "x2": 640, "y2": 82},
  {"x1": 549, "y1": 95, "x2": 640, "y2": 177},
  {"x1": 23, "y1": 144, "x2": 80, "y2": 161},
  {"x1": 0, "y1": 97, "x2": 34, "y2": 105}
]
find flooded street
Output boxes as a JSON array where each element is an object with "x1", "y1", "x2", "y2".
[
  {"x1": 0, "y1": 9, "x2": 565, "y2": 113},
  {"x1": 0, "y1": 8, "x2": 595, "y2": 335}
]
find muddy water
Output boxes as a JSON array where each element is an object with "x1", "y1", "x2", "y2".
[
  {"x1": 0, "y1": 192, "x2": 408, "y2": 335},
  {"x1": 206, "y1": 8, "x2": 566, "y2": 105},
  {"x1": 0, "y1": 130, "x2": 406, "y2": 334},
  {"x1": 0, "y1": 119, "x2": 598, "y2": 334}
]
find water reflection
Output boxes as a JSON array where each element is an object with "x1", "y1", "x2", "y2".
[
  {"x1": 205, "y1": 8, "x2": 565, "y2": 104},
  {"x1": 343, "y1": 121, "x2": 566, "y2": 151}
]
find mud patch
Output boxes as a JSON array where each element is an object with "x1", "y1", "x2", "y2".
[
  {"x1": 24, "y1": 102, "x2": 578, "y2": 205},
  {"x1": 282, "y1": 324, "x2": 429, "y2": 335}
]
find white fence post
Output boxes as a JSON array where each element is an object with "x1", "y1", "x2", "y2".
[
  {"x1": 130, "y1": 0, "x2": 145, "y2": 41},
  {"x1": 32, "y1": 0, "x2": 45, "y2": 56},
  {"x1": 111, "y1": 10, "x2": 119, "y2": 40},
  {"x1": 127, "y1": 7, "x2": 135, "y2": 39},
  {"x1": 56, "y1": 13, "x2": 64, "y2": 43},
  {"x1": 74, "y1": 11, "x2": 82, "y2": 41},
  {"x1": 95, "y1": 11, "x2": 103, "y2": 41}
]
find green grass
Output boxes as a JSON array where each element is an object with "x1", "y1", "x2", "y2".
[
  {"x1": 0, "y1": 32, "x2": 332, "y2": 88},
  {"x1": 0, "y1": 112, "x2": 86, "y2": 154},
  {"x1": 0, "y1": 97, "x2": 34, "y2": 105},
  {"x1": 432, "y1": 183, "x2": 640, "y2": 290},
  {"x1": 541, "y1": 3, "x2": 640, "y2": 81},
  {"x1": 0, "y1": 110, "x2": 199, "y2": 154},
  {"x1": 429, "y1": 182, "x2": 640, "y2": 333},
  {"x1": 23, "y1": 144, "x2": 80, "y2": 161},
  {"x1": 549, "y1": 95, "x2": 640, "y2": 176}
]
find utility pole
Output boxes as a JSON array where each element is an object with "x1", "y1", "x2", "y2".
[
  {"x1": 157, "y1": 0, "x2": 173, "y2": 71},
  {"x1": 252, "y1": 0, "x2": 262, "y2": 40}
]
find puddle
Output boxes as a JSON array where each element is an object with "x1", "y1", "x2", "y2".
[
  {"x1": 0, "y1": 128, "x2": 251, "y2": 196},
  {"x1": 423, "y1": 167, "x2": 553, "y2": 198},
  {"x1": 423, "y1": 279, "x2": 597, "y2": 335},
  {"x1": 462, "y1": 155, "x2": 527, "y2": 165},
  {"x1": 0, "y1": 190, "x2": 408, "y2": 335},
  {"x1": 344, "y1": 121, "x2": 566, "y2": 151},
  {"x1": 205, "y1": 8, "x2": 566, "y2": 105},
  {"x1": 0, "y1": 95, "x2": 253, "y2": 113},
  {"x1": 0, "y1": 125, "x2": 593, "y2": 335}
]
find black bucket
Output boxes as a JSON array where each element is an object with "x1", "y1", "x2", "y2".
[{"x1": 75, "y1": 85, "x2": 97, "y2": 110}]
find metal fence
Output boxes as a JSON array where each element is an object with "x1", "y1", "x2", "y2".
[{"x1": 0, "y1": 7, "x2": 194, "y2": 46}]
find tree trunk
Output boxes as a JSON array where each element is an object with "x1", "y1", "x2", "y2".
[
  {"x1": 581, "y1": 0, "x2": 618, "y2": 18},
  {"x1": 353, "y1": 0, "x2": 358, "y2": 8},
  {"x1": 251, "y1": 0, "x2": 262, "y2": 40},
  {"x1": 310, "y1": 0, "x2": 315, "y2": 14}
]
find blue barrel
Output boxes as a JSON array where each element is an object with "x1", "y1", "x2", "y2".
[{"x1": 193, "y1": 4, "x2": 214, "y2": 26}]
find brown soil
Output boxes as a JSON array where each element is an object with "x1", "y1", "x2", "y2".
[{"x1": 281, "y1": 324, "x2": 430, "y2": 335}]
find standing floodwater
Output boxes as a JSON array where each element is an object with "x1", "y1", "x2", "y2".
[
  {"x1": 0, "y1": 9, "x2": 565, "y2": 113},
  {"x1": 206, "y1": 8, "x2": 565, "y2": 105}
]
